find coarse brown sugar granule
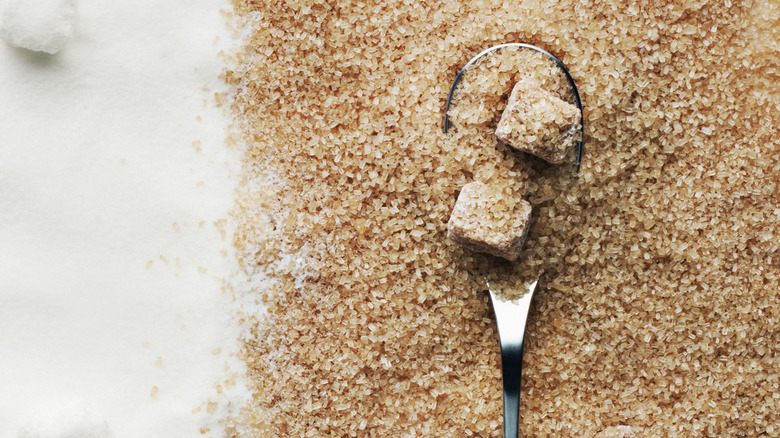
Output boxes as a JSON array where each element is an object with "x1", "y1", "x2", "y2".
[
  {"x1": 594, "y1": 426, "x2": 642, "y2": 438},
  {"x1": 224, "y1": 0, "x2": 780, "y2": 436},
  {"x1": 448, "y1": 181, "x2": 532, "y2": 261},
  {"x1": 495, "y1": 79, "x2": 582, "y2": 164}
]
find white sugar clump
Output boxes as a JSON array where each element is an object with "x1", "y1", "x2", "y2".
[
  {"x1": 0, "y1": 0, "x2": 77, "y2": 54},
  {"x1": 17, "y1": 400, "x2": 114, "y2": 438}
]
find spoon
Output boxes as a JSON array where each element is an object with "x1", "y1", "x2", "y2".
[
  {"x1": 442, "y1": 42, "x2": 570, "y2": 436},
  {"x1": 442, "y1": 43, "x2": 585, "y2": 171},
  {"x1": 487, "y1": 277, "x2": 540, "y2": 438}
]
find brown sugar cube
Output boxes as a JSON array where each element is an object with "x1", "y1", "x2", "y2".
[
  {"x1": 447, "y1": 181, "x2": 532, "y2": 261},
  {"x1": 495, "y1": 79, "x2": 582, "y2": 164},
  {"x1": 594, "y1": 426, "x2": 643, "y2": 438}
]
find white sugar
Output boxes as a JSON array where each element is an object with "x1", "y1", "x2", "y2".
[
  {"x1": 18, "y1": 399, "x2": 113, "y2": 438},
  {"x1": 0, "y1": 1, "x2": 248, "y2": 437},
  {"x1": 0, "y1": 0, "x2": 77, "y2": 54}
]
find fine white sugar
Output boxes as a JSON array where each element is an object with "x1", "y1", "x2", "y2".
[
  {"x1": 18, "y1": 398, "x2": 114, "y2": 438},
  {"x1": 0, "y1": 1, "x2": 248, "y2": 437},
  {"x1": 0, "y1": 0, "x2": 77, "y2": 54}
]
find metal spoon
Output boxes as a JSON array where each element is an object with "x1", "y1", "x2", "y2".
[
  {"x1": 487, "y1": 277, "x2": 539, "y2": 438},
  {"x1": 442, "y1": 43, "x2": 585, "y2": 171},
  {"x1": 442, "y1": 42, "x2": 568, "y2": 435}
]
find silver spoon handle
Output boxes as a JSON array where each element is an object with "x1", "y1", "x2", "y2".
[
  {"x1": 489, "y1": 279, "x2": 538, "y2": 438},
  {"x1": 500, "y1": 342, "x2": 524, "y2": 438}
]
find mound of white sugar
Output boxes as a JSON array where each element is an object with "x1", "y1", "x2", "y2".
[
  {"x1": 18, "y1": 399, "x2": 114, "y2": 438},
  {"x1": 0, "y1": 0, "x2": 77, "y2": 54},
  {"x1": 0, "y1": 0, "x2": 248, "y2": 437}
]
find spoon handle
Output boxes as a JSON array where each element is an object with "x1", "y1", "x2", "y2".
[
  {"x1": 488, "y1": 279, "x2": 539, "y2": 438},
  {"x1": 500, "y1": 342, "x2": 524, "y2": 438}
]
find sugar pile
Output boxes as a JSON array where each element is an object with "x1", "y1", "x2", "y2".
[
  {"x1": 227, "y1": 0, "x2": 779, "y2": 435},
  {"x1": 18, "y1": 398, "x2": 113, "y2": 438},
  {"x1": 0, "y1": 0, "x2": 77, "y2": 54},
  {"x1": 0, "y1": 1, "x2": 248, "y2": 437}
]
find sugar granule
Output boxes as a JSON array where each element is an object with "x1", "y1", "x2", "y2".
[{"x1": 594, "y1": 425, "x2": 642, "y2": 438}]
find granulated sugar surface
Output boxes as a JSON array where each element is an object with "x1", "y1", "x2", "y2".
[{"x1": 225, "y1": 0, "x2": 780, "y2": 436}]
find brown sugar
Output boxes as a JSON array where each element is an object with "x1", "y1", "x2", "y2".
[
  {"x1": 594, "y1": 426, "x2": 643, "y2": 438},
  {"x1": 448, "y1": 181, "x2": 532, "y2": 261},
  {"x1": 495, "y1": 79, "x2": 582, "y2": 164},
  {"x1": 225, "y1": 0, "x2": 780, "y2": 436}
]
